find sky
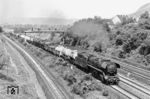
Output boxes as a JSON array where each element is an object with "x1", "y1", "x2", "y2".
[{"x1": 0, "y1": 0, "x2": 150, "y2": 20}]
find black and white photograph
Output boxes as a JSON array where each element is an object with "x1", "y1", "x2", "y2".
[{"x1": 0, "y1": 0, "x2": 150, "y2": 99}]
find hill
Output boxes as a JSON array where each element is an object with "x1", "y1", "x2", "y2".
[
  {"x1": 1, "y1": 17, "x2": 76, "y2": 25},
  {"x1": 131, "y1": 3, "x2": 150, "y2": 18}
]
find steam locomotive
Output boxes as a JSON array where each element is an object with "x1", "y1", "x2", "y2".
[{"x1": 9, "y1": 33, "x2": 120, "y2": 85}]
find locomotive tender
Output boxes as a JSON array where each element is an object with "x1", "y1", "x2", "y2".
[{"x1": 11, "y1": 33, "x2": 120, "y2": 85}]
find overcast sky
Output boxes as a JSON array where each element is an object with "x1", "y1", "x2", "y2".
[{"x1": 0, "y1": 0, "x2": 150, "y2": 20}]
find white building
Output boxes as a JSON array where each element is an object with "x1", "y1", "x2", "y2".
[{"x1": 112, "y1": 16, "x2": 121, "y2": 24}]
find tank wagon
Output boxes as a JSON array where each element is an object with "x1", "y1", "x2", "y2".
[{"x1": 14, "y1": 34, "x2": 120, "y2": 85}]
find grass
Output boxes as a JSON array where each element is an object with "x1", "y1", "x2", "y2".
[
  {"x1": 9, "y1": 34, "x2": 127, "y2": 99},
  {"x1": 0, "y1": 73, "x2": 14, "y2": 82}
]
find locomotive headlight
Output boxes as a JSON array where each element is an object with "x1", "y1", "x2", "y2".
[{"x1": 104, "y1": 76, "x2": 108, "y2": 79}]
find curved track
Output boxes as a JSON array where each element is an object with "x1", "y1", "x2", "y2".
[
  {"x1": 5, "y1": 33, "x2": 150, "y2": 99},
  {"x1": 3, "y1": 35, "x2": 70, "y2": 99}
]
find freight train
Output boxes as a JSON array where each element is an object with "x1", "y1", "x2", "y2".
[{"x1": 9, "y1": 33, "x2": 120, "y2": 85}]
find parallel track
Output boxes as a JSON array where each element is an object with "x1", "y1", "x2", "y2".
[
  {"x1": 111, "y1": 74, "x2": 150, "y2": 99},
  {"x1": 100, "y1": 54, "x2": 150, "y2": 98},
  {"x1": 119, "y1": 74, "x2": 150, "y2": 94},
  {"x1": 4, "y1": 35, "x2": 70, "y2": 99},
  {"x1": 119, "y1": 68, "x2": 150, "y2": 85},
  {"x1": 100, "y1": 54, "x2": 150, "y2": 86},
  {"x1": 119, "y1": 76, "x2": 150, "y2": 99},
  {"x1": 5, "y1": 34, "x2": 150, "y2": 99},
  {"x1": 110, "y1": 85, "x2": 139, "y2": 99},
  {"x1": 100, "y1": 54, "x2": 150, "y2": 78}
]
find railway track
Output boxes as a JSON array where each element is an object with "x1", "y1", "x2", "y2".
[
  {"x1": 23, "y1": 46, "x2": 150, "y2": 99},
  {"x1": 5, "y1": 34, "x2": 150, "y2": 99},
  {"x1": 119, "y1": 68, "x2": 150, "y2": 86},
  {"x1": 119, "y1": 74, "x2": 150, "y2": 93},
  {"x1": 99, "y1": 54, "x2": 150, "y2": 98},
  {"x1": 118, "y1": 75, "x2": 150, "y2": 99},
  {"x1": 110, "y1": 74, "x2": 150, "y2": 99},
  {"x1": 111, "y1": 56, "x2": 149, "y2": 70},
  {"x1": 98, "y1": 54, "x2": 150, "y2": 82},
  {"x1": 110, "y1": 85, "x2": 139, "y2": 99},
  {"x1": 67, "y1": 50, "x2": 150, "y2": 98},
  {"x1": 100, "y1": 54, "x2": 150, "y2": 78},
  {"x1": 3, "y1": 35, "x2": 70, "y2": 99},
  {"x1": 100, "y1": 53, "x2": 150, "y2": 86}
]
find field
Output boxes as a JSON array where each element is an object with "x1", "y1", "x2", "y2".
[{"x1": 0, "y1": 35, "x2": 46, "y2": 99}]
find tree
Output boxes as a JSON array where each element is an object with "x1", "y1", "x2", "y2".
[
  {"x1": 140, "y1": 11, "x2": 149, "y2": 19},
  {"x1": 116, "y1": 15, "x2": 136, "y2": 26},
  {"x1": 0, "y1": 54, "x2": 9, "y2": 69},
  {"x1": 0, "y1": 27, "x2": 3, "y2": 32},
  {"x1": 138, "y1": 11, "x2": 150, "y2": 29},
  {"x1": 115, "y1": 38, "x2": 123, "y2": 46},
  {"x1": 145, "y1": 54, "x2": 150, "y2": 63},
  {"x1": 139, "y1": 19, "x2": 150, "y2": 29},
  {"x1": 139, "y1": 45, "x2": 150, "y2": 56},
  {"x1": 64, "y1": 74, "x2": 76, "y2": 86},
  {"x1": 123, "y1": 43, "x2": 131, "y2": 53},
  {"x1": 118, "y1": 51, "x2": 126, "y2": 58},
  {"x1": 92, "y1": 42, "x2": 102, "y2": 52},
  {"x1": 137, "y1": 32, "x2": 147, "y2": 40}
]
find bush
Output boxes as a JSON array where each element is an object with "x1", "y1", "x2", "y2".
[
  {"x1": 71, "y1": 82, "x2": 91, "y2": 96},
  {"x1": 0, "y1": 54, "x2": 9, "y2": 69},
  {"x1": 139, "y1": 11, "x2": 149, "y2": 19},
  {"x1": 118, "y1": 51, "x2": 126, "y2": 58},
  {"x1": 0, "y1": 73, "x2": 14, "y2": 82},
  {"x1": 35, "y1": 51, "x2": 42, "y2": 57},
  {"x1": 48, "y1": 64, "x2": 55, "y2": 68},
  {"x1": 123, "y1": 43, "x2": 131, "y2": 53},
  {"x1": 145, "y1": 54, "x2": 150, "y2": 63},
  {"x1": 72, "y1": 83, "x2": 84, "y2": 96},
  {"x1": 18, "y1": 38, "x2": 25, "y2": 43},
  {"x1": 139, "y1": 46, "x2": 150, "y2": 56},
  {"x1": 64, "y1": 74, "x2": 77, "y2": 86},
  {"x1": 102, "y1": 90, "x2": 109, "y2": 96},
  {"x1": 137, "y1": 32, "x2": 147, "y2": 40},
  {"x1": 92, "y1": 42, "x2": 102, "y2": 52},
  {"x1": 0, "y1": 27, "x2": 3, "y2": 32},
  {"x1": 115, "y1": 38, "x2": 123, "y2": 46},
  {"x1": 81, "y1": 74, "x2": 93, "y2": 82},
  {"x1": 71, "y1": 74, "x2": 103, "y2": 96},
  {"x1": 139, "y1": 17, "x2": 150, "y2": 29}
]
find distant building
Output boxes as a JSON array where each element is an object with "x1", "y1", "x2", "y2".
[{"x1": 112, "y1": 16, "x2": 121, "y2": 24}]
